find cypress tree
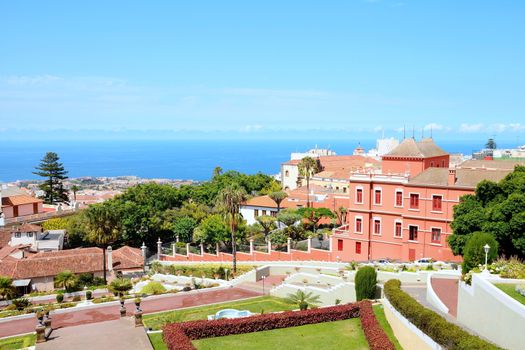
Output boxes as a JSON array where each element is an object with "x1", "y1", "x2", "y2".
[{"x1": 33, "y1": 152, "x2": 69, "y2": 204}]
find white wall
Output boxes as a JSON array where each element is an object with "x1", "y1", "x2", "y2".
[
  {"x1": 281, "y1": 164, "x2": 299, "y2": 190},
  {"x1": 240, "y1": 206, "x2": 278, "y2": 225},
  {"x1": 457, "y1": 273, "x2": 525, "y2": 350}
]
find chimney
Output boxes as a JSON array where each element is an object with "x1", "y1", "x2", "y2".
[
  {"x1": 107, "y1": 245, "x2": 113, "y2": 272},
  {"x1": 448, "y1": 169, "x2": 457, "y2": 186}
]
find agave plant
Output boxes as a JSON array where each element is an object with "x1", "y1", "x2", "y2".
[{"x1": 284, "y1": 290, "x2": 321, "y2": 310}]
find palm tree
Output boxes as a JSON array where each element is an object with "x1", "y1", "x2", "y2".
[
  {"x1": 0, "y1": 276, "x2": 16, "y2": 300},
  {"x1": 298, "y1": 157, "x2": 320, "y2": 208},
  {"x1": 284, "y1": 290, "x2": 321, "y2": 310},
  {"x1": 213, "y1": 166, "x2": 223, "y2": 178},
  {"x1": 217, "y1": 184, "x2": 247, "y2": 273},
  {"x1": 70, "y1": 185, "x2": 80, "y2": 202},
  {"x1": 84, "y1": 202, "x2": 121, "y2": 284},
  {"x1": 109, "y1": 278, "x2": 133, "y2": 297},
  {"x1": 335, "y1": 206, "x2": 348, "y2": 226},
  {"x1": 54, "y1": 270, "x2": 79, "y2": 292}
]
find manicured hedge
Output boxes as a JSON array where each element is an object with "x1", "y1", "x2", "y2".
[
  {"x1": 163, "y1": 301, "x2": 395, "y2": 350},
  {"x1": 384, "y1": 279, "x2": 502, "y2": 350}
]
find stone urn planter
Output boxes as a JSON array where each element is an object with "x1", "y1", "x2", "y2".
[{"x1": 119, "y1": 298, "x2": 126, "y2": 317}]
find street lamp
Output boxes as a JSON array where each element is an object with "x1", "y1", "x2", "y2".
[
  {"x1": 483, "y1": 244, "x2": 490, "y2": 271},
  {"x1": 261, "y1": 275, "x2": 266, "y2": 295}
]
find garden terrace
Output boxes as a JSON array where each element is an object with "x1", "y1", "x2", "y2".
[{"x1": 163, "y1": 301, "x2": 395, "y2": 350}]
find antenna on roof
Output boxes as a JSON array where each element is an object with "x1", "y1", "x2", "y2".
[
  {"x1": 421, "y1": 128, "x2": 424, "y2": 139},
  {"x1": 430, "y1": 126, "x2": 433, "y2": 139},
  {"x1": 412, "y1": 125, "x2": 415, "y2": 139},
  {"x1": 403, "y1": 125, "x2": 406, "y2": 139}
]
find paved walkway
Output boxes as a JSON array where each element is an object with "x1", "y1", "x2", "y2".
[
  {"x1": 37, "y1": 318, "x2": 152, "y2": 350},
  {"x1": 237, "y1": 275, "x2": 286, "y2": 294},
  {"x1": 0, "y1": 287, "x2": 261, "y2": 338},
  {"x1": 430, "y1": 277, "x2": 459, "y2": 317}
]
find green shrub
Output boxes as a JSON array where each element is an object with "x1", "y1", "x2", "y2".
[
  {"x1": 56, "y1": 294, "x2": 64, "y2": 303},
  {"x1": 355, "y1": 266, "x2": 377, "y2": 301},
  {"x1": 140, "y1": 281, "x2": 167, "y2": 295},
  {"x1": 12, "y1": 298, "x2": 31, "y2": 311},
  {"x1": 85, "y1": 290, "x2": 93, "y2": 300},
  {"x1": 384, "y1": 279, "x2": 501, "y2": 349},
  {"x1": 462, "y1": 232, "x2": 499, "y2": 274},
  {"x1": 109, "y1": 278, "x2": 133, "y2": 297}
]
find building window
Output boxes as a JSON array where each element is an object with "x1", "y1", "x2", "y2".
[
  {"x1": 373, "y1": 219, "x2": 381, "y2": 235},
  {"x1": 441, "y1": 160, "x2": 445, "y2": 167},
  {"x1": 395, "y1": 191, "x2": 403, "y2": 207},
  {"x1": 355, "y1": 242, "x2": 362, "y2": 254},
  {"x1": 285, "y1": 170, "x2": 289, "y2": 177},
  {"x1": 355, "y1": 218, "x2": 362, "y2": 233},
  {"x1": 262, "y1": 210, "x2": 267, "y2": 216},
  {"x1": 395, "y1": 222, "x2": 402, "y2": 238},
  {"x1": 343, "y1": 187, "x2": 347, "y2": 193},
  {"x1": 432, "y1": 195, "x2": 442, "y2": 211},
  {"x1": 409, "y1": 193, "x2": 419, "y2": 209},
  {"x1": 431, "y1": 228, "x2": 441, "y2": 243},
  {"x1": 430, "y1": 161, "x2": 434, "y2": 167},
  {"x1": 374, "y1": 189, "x2": 382, "y2": 205},
  {"x1": 338, "y1": 239, "x2": 343, "y2": 251},
  {"x1": 14, "y1": 232, "x2": 21, "y2": 238},
  {"x1": 254, "y1": 209, "x2": 259, "y2": 217},
  {"x1": 28, "y1": 232, "x2": 33, "y2": 238},
  {"x1": 356, "y1": 188, "x2": 363, "y2": 204},
  {"x1": 409, "y1": 226, "x2": 418, "y2": 241},
  {"x1": 271, "y1": 211, "x2": 277, "y2": 217}
]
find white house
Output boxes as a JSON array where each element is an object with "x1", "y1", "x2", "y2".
[{"x1": 10, "y1": 223, "x2": 65, "y2": 251}]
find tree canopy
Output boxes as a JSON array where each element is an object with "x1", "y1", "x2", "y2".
[
  {"x1": 448, "y1": 166, "x2": 525, "y2": 258},
  {"x1": 33, "y1": 152, "x2": 69, "y2": 204}
]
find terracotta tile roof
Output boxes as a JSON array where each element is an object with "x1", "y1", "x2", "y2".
[
  {"x1": 409, "y1": 168, "x2": 512, "y2": 188},
  {"x1": 0, "y1": 229, "x2": 12, "y2": 248},
  {"x1": 2, "y1": 195, "x2": 42, "y2": 207},
  {"x1": 244, "y1": 195, "x2": 278, "y2": 208},
  {"x1": 385, "y1": 138, "x2": 448, "y2": 158},
  {"x1": 11, "y1": 223, "x2": 42, "y2": 233},
  {"x1": 0, "y1": 246, "x2": 143, "y2": 280},
  {"x1": 458, "y1": 159, "x2": 525, "y2": 170},
  {"x1": 282, "y1": 155, "x2": 380, "y2": 170}
]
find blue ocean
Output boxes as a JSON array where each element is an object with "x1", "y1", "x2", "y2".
[{"x1": 0, "y1": 138, "x2": 512, "y2": 182}]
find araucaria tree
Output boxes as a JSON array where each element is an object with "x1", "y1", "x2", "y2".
[
  {"x1": 298, "y1": 157, "x2": 320, "y2": 207},
  {"x1": 84, "y1": 202, "x2": 122, "y2": 284},
  {"x1": 217, "y1": 184, "x2": 247, "y2": 273},
  {"x1": 33, "y1": 152, "x2": 69, "y2": 204}
]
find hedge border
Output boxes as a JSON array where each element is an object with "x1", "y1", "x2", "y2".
[
  {"x1": 163, "y1": 301, "x2": 395, "y2": 350},
  {"x1": 384, "y1": 279, "x2": 502, "y2": 350}
]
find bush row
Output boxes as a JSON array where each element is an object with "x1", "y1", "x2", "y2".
[
  {"x1": 384, "y1": 279, "x2": 502, "y2": 350},
  {"x1": 163, "y1": 301, "x2": 394, "y2": 350},
  {"x1": 150, "y1": 262, "x2": 254, "y2": 279}
]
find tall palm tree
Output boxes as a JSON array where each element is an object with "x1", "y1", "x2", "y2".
[
  {"x1": 217, "y1": 184, "x2": 247, "y2": 273},
  {"x1": 298, "y1": 157, "x2": 320, "y2": 208},
  {"x1": 54, "y1": 270, "x2": 78, "y2": 292},
  {"x1": 70, "y1": 185, "x2": 80, "y2": 202},
  {"x1": 84, "y1": 202, "x2": 121, "y2": 284},
  {"x1": 0, "y1": 276, "x2": 16, "y2": 300}
]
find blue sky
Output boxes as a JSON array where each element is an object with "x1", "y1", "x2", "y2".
[{"x1": 0, "y1": 0, "x2": 524, "y2": 142}]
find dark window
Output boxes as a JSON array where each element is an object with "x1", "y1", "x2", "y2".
[
  {"x1": 355, "y1": 218, "x2": 362, "y2": 233},
  {"x1": 262, "y1": 210, "x2": 267, "y2": 216},
  {"x1": 410, "y1": 194, "x2": 419, "y2": 209},
  {"x1": 409, "y1": 226, "x2": 418, "y2": 241},
  {"x1": 395, "y1": 191, "x2": 403, "y2": 206},
  {"x1": 432, "y1": 195, "x2": 442, "y2": 211},
  {"x1": 374, "y1": 190, "x2": 381, "y2": 205},
  {"x1": 431, "y1": 228, "x2": 441, "y2": 243},
  {"x1": 395, "y1": 222, "x2": 402, "y2": 237},
  {"x1": 356, "y1": 189, "x2": 363, "y2": 203},
  {"x1": 33, "y1": 203, "x2": 39, "y2": 214},
  {"x1": 374, "y1": 220, "x2": 381, "y2": 234},
  {"x1": 337, "y1": 239, "x2": 343, "y2": 251},
  {"x1": 355, "y1": 242, "x2": 362, "y2": 254},
  {"x1": 254, "y1": 209, "x2": 259, "y2": 217}
]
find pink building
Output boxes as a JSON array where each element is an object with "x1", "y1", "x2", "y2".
[
  {"x1": 1, "y1": 186, "x2": 44, "y2": 223},
  {"x1": 331, "y1": 138, "x2": 512, "y2": 263}
]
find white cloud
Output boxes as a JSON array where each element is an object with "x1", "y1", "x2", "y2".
[
  {"x1": 239, "y1": 125, "x2": 264, "y2": 133},
  {"x1": 508, "y1": 123, "x2": 525, "y2": 131},
  {"x1": 423, "y1": 123, "x2": 443, "y2": 131},
  {"x1": 459, "y1": 123, "x2": 484, "y2": 133},
  {"x1": 373, "y1": 125, "x2": 383, "y2": 133}
]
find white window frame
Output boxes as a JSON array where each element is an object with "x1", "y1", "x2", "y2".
[
  {"x1": 355, "y1": 186, "x2": 364, "y2": 205},
  {"x1": 394, "y1": 219, "x2": 403, "y2": 239},
  {"x1": 408, "y1": 192, "x2": 420, "y2": 211},
  {"x1": 372, "y1": 216, "x2": 382, "y2": 235},
  {"x1": 354, "y1": 216, "x2": 363, "y2": 234},
  {"x1": 394, "y1": 188, "x2": 404, "y2": 208},
  {"x1": 373, "y1": 187, "x2": 382, "y2": 206}
]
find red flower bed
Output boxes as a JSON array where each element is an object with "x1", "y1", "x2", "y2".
[
  {"x1": 163, "y1": 301, "x2": 394, "y2": 350},
  {"x1": 359, "y1": 301, "x2": 396, "y2": 350}
]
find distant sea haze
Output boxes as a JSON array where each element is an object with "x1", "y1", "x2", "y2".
[{"x1": 0, "y1": 139, "x2": 511, "y2": 183}]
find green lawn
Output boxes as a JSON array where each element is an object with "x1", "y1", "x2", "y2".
[
  {"x1": 192, "y1": 318, "x2": 369, "y2": 350},
  {"x1": 0, "y1": 333, "x2": 36, "y2": 350},
  {"x1": 495, "y1": 284, "x2": 525, "y2": 305},
  {"x1": 372, "y1": 304, "x2": 403, "y2": 350},
  {"x1": 143, "y1": 296, "x2": 295, "y2": 330},
  {"x1": 148, "y1": 333, "x2": 168, "y2": 350}
]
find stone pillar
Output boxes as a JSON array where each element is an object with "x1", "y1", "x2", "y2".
[
  {"x1": 36, "y1": 324, "x2": 46, "y2": 343},
  {"x1": 44, "y1": 311, "x2": 51, "y2": 328},
  {"x1": 307, "y1": 238, "x2": 312, "y2": 252},
  {"x1": 172, "y1": 243, "x2": 176, "y2": 257},
  {"x1": 216, "y1": 242, "x2": 220, "y2": 256},
  {"x1": 157, "y1": 238, "x2": 162, "y2": 260},
  {"x1": 200, "y1": 243, "x2": 204, "y2": 256},
  {"x1": 120, "y1": 298, "x2": 126, "y2": 317},
  {"x1": 267, "y1": 240, "x2": 272, "y2": 253},
  {"x1": 249, "y1": 239, "x2": 254, "y2": 255},
  {"x1": 287, "y1": 238, "x2": 292, "y2": 254},
  {"x1": 107, "y1": 245, "x2": 113, "y2": 272},
  {"x1": 176, "y1": 235, "x2": 180, "y2": 243},
  {"x1": 186, "y1": 243, "x2": 190, "y2": 257}
]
